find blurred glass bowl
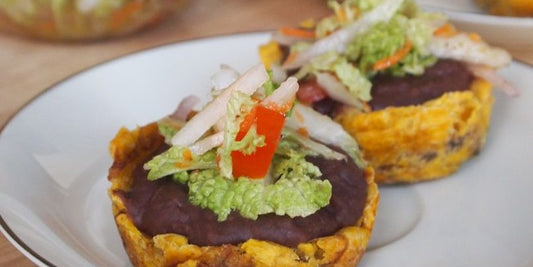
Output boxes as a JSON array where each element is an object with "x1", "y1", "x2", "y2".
[{"x1": 0, "y1": 0, "x2": 188, "y2": 41}]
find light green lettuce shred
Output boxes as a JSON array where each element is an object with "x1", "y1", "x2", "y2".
[
  {"x1": 229, "y1": 125, "x2": 265, "y2": 155},
  {"x1": 290, "y1": 41, "x2": 312, "y2": 54},
  {"x1": 315, "y1": 16, "x2": 339, "y2": 39},
  {"x1": 278, "y1": 129, "x2": 346, "y2": 161},
  {"x1": 311, "y1": 0, "x2": 439, "y2": 80},
  {"x1": 266, "y1": 177, "x2": 331, "y2": 217},
  {"x1": 187, "y1": 169, "x2": 331, "y2": 221},
  {"x1": 345, "y1": 12, "x2": 437, "y2": 76},
  {"x1": 144, "y1": 147, "x2": 216, "y2": 180},
  {"x1": 310, "y1": 51, "x2": 341, "y2": 71},
  {"x1": 333, "y1": 59, "x2": 372, "y2": 101},
  {"x1": 145, "y1": 117, "x2": 337, "y2": 222},
  {"x1": 354, "y1": 0, "x2": 384, "y2": 12},
  {"x1": 316, "y1": 0, "x2": 387, "y2": 38},
  {"x1": 307, "y1": 52, "x2": 372, "y2": 101},
  {"x1": 346, "y1": 15, "x2": 407, "y2": 70},
  {"x1": 263, "y1": 70, "x2": 278, "y2": 96},
  {"x1": 157, "y1": 116, "x2": 185, "y2": 144},
  {"x1": 271, "y1": 149, "x2": 322, "y2": 180},
  {"x1": 172, "y1": 171, "x2": 190, "y2": 184}
]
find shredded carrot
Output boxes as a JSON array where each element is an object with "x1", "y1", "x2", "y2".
[
  {"x1": 280, "y1": 27, "x2": 315, "y2": 39},
  {"x1": 294, "y1": 110, "x2": 305, "y2": 124},
  {"x1": 183, "y1": 149, "x2": 192, "y2": 161},
  {"x1": 174, "y1": 161, "x2": 191, "y2": 168},
  {"x1": 297, "y1": 128, "x2": 309, "y2": 138},
  {"x1": 373, "y1": 41, "x2": 412, "y2": 72},
  {"x1": 468, "y1": 32, "x2": 482, "y2": 42},
  {"x1": 111, "y1": 1, "x2": 143, "y2": 31},
  {"x1": 283, "y1": 51, "x2": 299, "y2": 66},
  {"x1": 433, "y1": 23, "x2": 458, "y2": 37},
  {"x1": 174, "y1": 148, "x2": 193, "y2": 168}
]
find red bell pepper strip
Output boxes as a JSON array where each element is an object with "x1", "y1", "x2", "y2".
[{"x1": 231, "y1": 105, "x2": 285, "y2": 178}]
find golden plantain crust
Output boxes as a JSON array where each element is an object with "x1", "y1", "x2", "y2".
[
  {"x1": 337, "y1": 79, "x2": 493, "y2": 184},
  {"x1": 476, "y1": 0, "x2": 533, "y2": 16},
  {"x1": 108, "y1": 123, "x2": 378, "y2": 267}
]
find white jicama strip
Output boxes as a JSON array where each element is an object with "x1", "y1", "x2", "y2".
[
  {"x1": 170, "y1": 95, "x2": 201, "y2": 121},
  {"x1": 286, "y1": 103, "x2": 363, "y2": 166},
  {"x1": 467, "y1": 64, "x2": 520, "y2": 97},
  {"x1": 171, "y1": 64, "x2": 269, "y2": 146},
  {"x1": 189, "y1": 132, "x2": 224, "y2": 155},
  {"x1": 283, "y1": 129, "x2": 346, "y2": 161},
  {"x1": 271, "y1": 31, "x2": 310, "y2": 46},
  {"x1": 283, "y1": 0, "x2": 404, "y2": 69},
  {"x1": 270, "y1": 64, "x2": 288, "y2": 84},
  {"x1": 429, "y1": 34, "x2": 512, "y2": 69},
  {"x1": 211, "y1": 64, "x2": 240, "y2": 91},
  {"x1": 262, "y1": 77, "x2": 299, "y2": 108},
  {"x1": 315, "y1": 72, "x2": 364, "y2": 110},
  {"x1": 296, "y1": 136, "x2": 346, "y2": 161},
  {"x1": 213, "y1": 118, "x2": 226, "y2": 132}
]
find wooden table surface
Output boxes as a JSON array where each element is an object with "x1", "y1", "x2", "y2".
[{"x1": 0, "y1": 1, "x2": 531, "y2": 266}]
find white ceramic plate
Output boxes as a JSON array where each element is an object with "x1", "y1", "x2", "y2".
[
  {"x1": 418, "y1": 0, "x2": 533, "y2": 50},
  {"x1": 1, "y1": 33, "x2": 532, "y2": 267}
]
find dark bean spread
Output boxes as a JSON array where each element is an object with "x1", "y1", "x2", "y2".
[
  {"x1": 368, "y1": 59, "x2": 474, "y2": 110},
  {"x1": 311, "y1": 59, "x2": 474, "y2": 116},
  {"x1": 117, "y1": 144, "x2": 367, "y2": 247},
  {"x1": 312, "y1": 98, "x2": 345, "y2": 118}
]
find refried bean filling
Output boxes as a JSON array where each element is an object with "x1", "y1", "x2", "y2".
[
  {"x1": 308, "y1": 59, "x2": 474, "y2": 117},
  {"x1": 117, "y1": 144, "x2": 368, "y2": 247}
]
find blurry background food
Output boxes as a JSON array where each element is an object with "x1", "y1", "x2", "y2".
[
  {"x1": 0, "y1": 0, "x2": 189, "y2": 41},
  {"x1": 476, "y1": 0, "x2": 533, "y2": 16}
]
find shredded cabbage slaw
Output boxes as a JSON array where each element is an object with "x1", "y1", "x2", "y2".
[{"x1": 145, "y1": 64, "x2": 365, "y2": 221}]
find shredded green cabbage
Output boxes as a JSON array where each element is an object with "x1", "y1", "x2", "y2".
[
  {"x1": 344, "y1": 12, "x2": 437, "y2": 76},
  {"x1": 354, "y1": 0, "x2": 384, "y2": 12},
  {"x1": 229, "y1": 125, "x2": 265, "y2": 155},
  {"x1": 272, "y1": 142, "x2": 322, "y2": 180},
  {"x1": 187, "y1": 168, "x2": 331, "y2": 221},
  {"x1": 144, "y1": 146, "x2": 217, "y2": 181},
  {"x1": 293, "y1": 0, "x2": 443, "y2": 107},
  {"x1": 145, "y1": 124, "x2": 335, "y2": 221},
  {"x1": 333, "y1": 59, "x2": 372, "y2": 101},
  {"x1": 279, "y1": 129, "x2": 346, "y2": 161},
  {"x1": 217, "y1": 91, "x2": 264, "y2": 178},
  {"x1": 157, "y1": 116, "x2": 185, "y2": 145},
  {"x1": 263, "y1": 70, "x2": 279, "y2": 96},
  {"x1": 307, "y1": 52, "x2": 372, "y2": 101}
]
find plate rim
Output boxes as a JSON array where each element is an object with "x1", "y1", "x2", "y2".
[
  {"x1": 0, "y1": 30, "x2": 271, "y2": 267},
  {"x1": 1, "y1": 30, "x2": 531, "y2": 267},
  {"x1": 0, "y1": 218, "x2": 55, "y2": 267}
]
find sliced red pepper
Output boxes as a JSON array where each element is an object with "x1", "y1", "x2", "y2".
[
  {"x1": 297, "y1": 79, "x2": 328, "y2": 105},
  {"x1": 231, "y1": 105, "x2": 285, "y2": 179}
]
